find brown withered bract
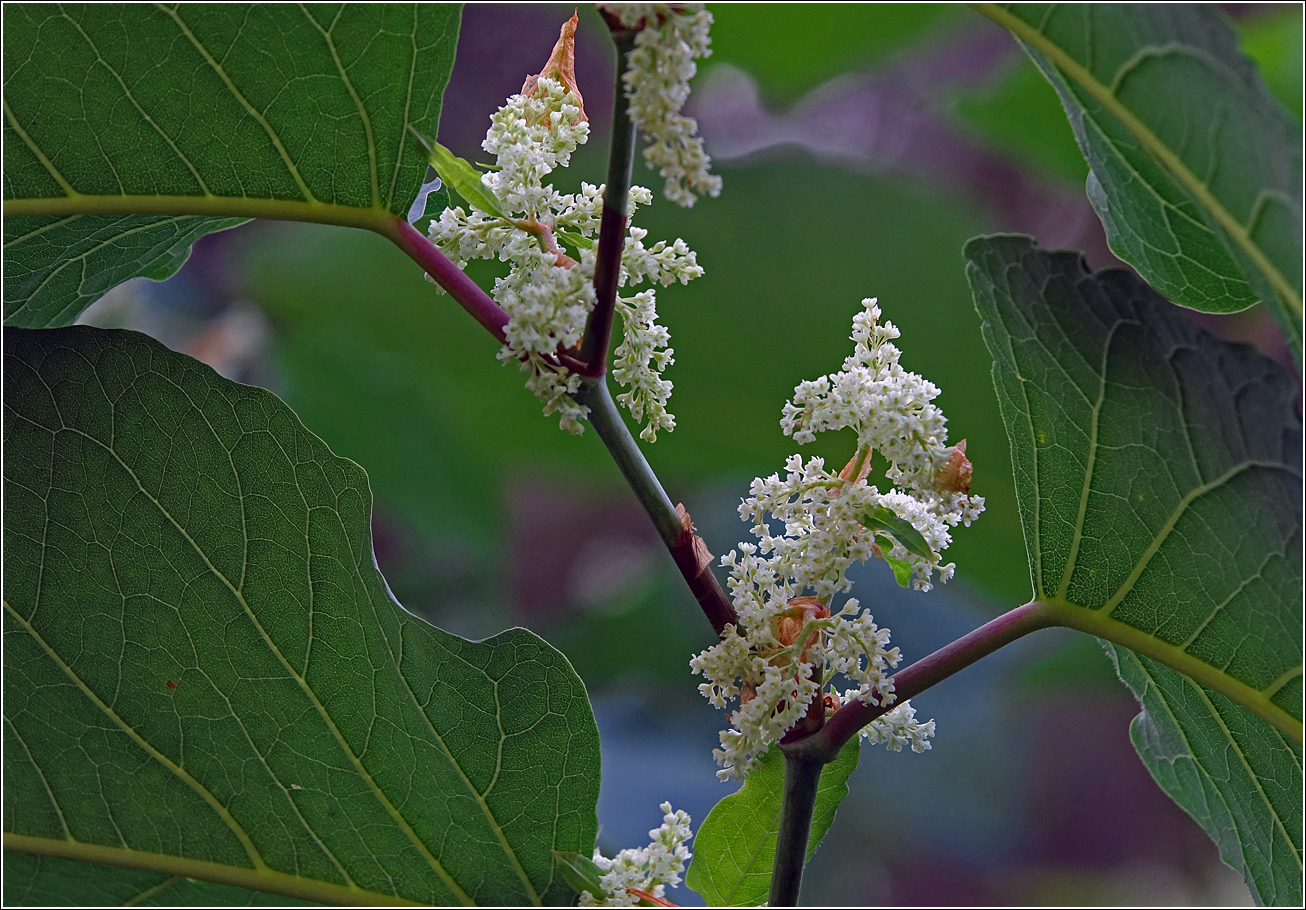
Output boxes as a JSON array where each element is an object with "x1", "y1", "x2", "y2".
[
  {"x1": 933, "y1": 439, "x2": 972, "y2": 493},
  {"x1": 837, "y1": 448, "x2": 874, "y2": 487},
  {"x1": 772, "y1": 595, "x2": 829, "y2": 663},
  {"x1": 520, "y1": 11, "x2": 587, "y2": 122}
]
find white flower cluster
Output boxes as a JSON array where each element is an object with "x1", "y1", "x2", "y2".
[
  {"x1": 429, "y1": 77, "x2": 703, "y2": 438},
  {"x1": 579, "y1": 802, "x2": 693, "y2": 907},
  {"x1": 778, "y1": 298, "x2": 985, "y2": 588},
  {"x1": 613, "y1": 3, "x2": 722, "y2": 207},
  {"x1": 691, "y1": 298, "x2": 983, "y2": 780}
]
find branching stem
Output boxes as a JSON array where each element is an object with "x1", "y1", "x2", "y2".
[
  {"x1": 764, "y1": 602, "x2": 1055, "y2": 905},
  {"x1": 382, "y1": 218, "x2": 587, "y2": 373},
  {"x1": 795, "y1": 600, "x2": 1056, "y2": 763},
  {"x1": 573, "y1": 376, "x2": 737, "y2": 634}
]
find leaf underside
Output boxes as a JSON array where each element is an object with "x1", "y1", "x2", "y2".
[
  {"x1": 685, "y1": 743, "x2": 859, "y2": 907},
  {"x1": 967, "y1": 235, "x2": 1303, "y2": 905},
  {"x1": 1106, "y1": 644, "x2": 1303, "y2": 908},
  {"x1": 2, "y1": 3, "x2": 460, "y2": 327},
  {"x1": 3, "y1": 326, "x2": 600, "y2": 906},
  {"x1": 990, "y1": 3, "x2": 1303, "y2": 355}
]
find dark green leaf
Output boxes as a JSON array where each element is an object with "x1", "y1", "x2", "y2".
[
  {"x1": 685, "y1": 743, "x2": 858, "y2": 906},
  {"x1": 967, "y1": 234, "x2": 1302, "y2": 904},
  {"x1": 3, "y1": 4, "x2": 460, "y2": 327},
  {"x1": 1105, "y1": 644, "x2": 1303, "y2": 908},
  {"x1": 1, "y1": 214, "x2": 248, "y2": 328},
  {"x1": 407, "y1": 126, "x2": 506, "y2": 218},
  {"x1": 978, "y1": 3, "x2": 1303, "y2": 357},
  {"x1": 3, "y1": 325, "x2": 600, "y2": 906},
  {"x1": 861, "y1": 505, "x2": 935, "y2": 562}
]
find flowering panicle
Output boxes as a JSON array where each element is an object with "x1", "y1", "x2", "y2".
[
  {"x1": 691, "y1": 298, "x2": 984, "y2": 780},
  {"x1": 579, "y1": 802, "x2": 693, "y2": 907},
  {"x1": 609, "y1": 3, "x2": 722, "y2": 207},
  {"x1": 427, "y1": 17, "x2": 704, "y2": 438}
]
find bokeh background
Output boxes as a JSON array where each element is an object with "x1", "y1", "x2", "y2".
[{"x1": 78, "y1": 4, "x2": 1302, "y2": 905}]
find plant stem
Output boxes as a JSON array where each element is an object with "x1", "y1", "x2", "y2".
[
  {"x1": 382, "y1": 218, "x2": 588, "y2": 373},
  {"x1": 381, "y1": 218, "x2": 509, "y2": 343},
  {"x1": 573, "y1": 376, "x2": 737, "y2": 634},
  {"x1": 769, "y1": 752, "x2": 824, "y2": 907},
  {"x1": 577, "y1": 31, "x2": 637, "y2": 376},
  {"x1": 803, "y1": 601, "x2": 1056, "y2": 761}
]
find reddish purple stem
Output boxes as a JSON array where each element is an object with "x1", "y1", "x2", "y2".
[
  {"x1": 385, "y1": 217, "x2": 588, "y2": 373},
  {"x1": 795, "y1": 600, "x2": 1054, "y2": 761},
  {"x1": 384, "y1": 218, "x2": 509, "y2": 343}
]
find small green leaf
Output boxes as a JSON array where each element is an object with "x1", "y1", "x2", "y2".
[
  {"x1": 685, "y1": 743, "x2": 859, "y2": 906},
  {"x1": 967, "y1": 235, "x2": 1302, "y2": 905},
  {"x1": 552, "y1": 850, "x2": 606, "y2": 900},
  {"x1": 861, "y1": 505, "x2": 935, "y2": 561},
  {"x1": 407, "y1": 125, "x2": 507, "y2": 219},
  {"x1": 882, "y1": 550, "x2": 914, "y2": 589},
  {"x1": 555, "y1": 230, "x2": 593, "y2": 251},
  {"x1": 977, "y1": 3, "x2": 1303, "y2": 359},
  {"x1": 3, "y1": 325, "x2": 601, "y2": 905}
]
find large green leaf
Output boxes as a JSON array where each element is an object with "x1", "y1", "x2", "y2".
[
  {"x1": 975, "y1": 4, "x2": 1304, "y2": 356},
  {"x1": 3, "y1": 326, "x2": 600, "y2": 906},
  {"x1": 966, "y1": 235, "x2": 1302, "y2": 904},
  {"x1": 2, "y1": 3, "x2": 459, "y2": 327},
  {"x1": 685, "y1": 743, "x2": 859, "y2": 906},
  {"x1": 1106, "y1": 644, "x2": 1303, "y2": 908}
]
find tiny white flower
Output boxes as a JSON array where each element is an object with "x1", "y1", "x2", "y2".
[
  {"x1": 610, "y1": 3, "x2": 722, "y2": 207},
  {"x1": 579, "y1": 802, "x2": 693, "y2": 907}
]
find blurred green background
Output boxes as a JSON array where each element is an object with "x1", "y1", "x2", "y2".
[{"x1": 81, "y1": 4, "x2": 1301, "y2": 905}]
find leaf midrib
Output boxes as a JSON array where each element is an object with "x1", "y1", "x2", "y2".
[
  {"x1": 5, "y1": 3, "x2": 423, "y2": 228},
  {"x1": 973, "y1": 2, "x2": 1304, "y2": 320},
  {"x1": 2, "y1": 833, "x2": 427, "y2": 908},
  {"x1": 1048, "y1": 598, "x2": 1302, "y2": 741}
]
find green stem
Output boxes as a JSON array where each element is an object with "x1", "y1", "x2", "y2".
[
  {"x1": 572, "y1": 376, "x2": 737, "y2": 634},
  {"x1": 577, "y1": 31, "x2": 637, "y2": 376},
  {"x1": 768, "y1": 753, "x2": 823, "y2": 907}
]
